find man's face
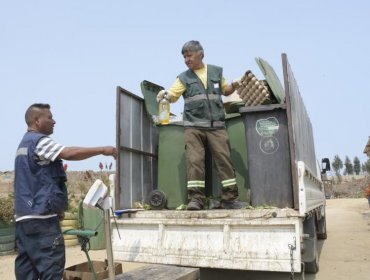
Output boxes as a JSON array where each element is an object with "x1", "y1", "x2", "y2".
[
  {"x1": 36, "y1": 109, "x2": 55, "y2": 135},
  {"x1": 183, "y1": 50, "x2": 203, "y2": 70}
]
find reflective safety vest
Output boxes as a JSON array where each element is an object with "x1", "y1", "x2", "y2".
[
  {"x1": 178, "y1": 64, "x2": 225, "y2": 128},
  {"x1": 14, "y1": 132, "x2": 68, "y2": 217}
]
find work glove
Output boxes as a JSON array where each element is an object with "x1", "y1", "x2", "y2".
[{"x1": 156, "y1": 90, "x2": 171, "y2": 103}]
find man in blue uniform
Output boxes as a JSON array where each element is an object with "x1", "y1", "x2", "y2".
[{"x1": 14, "y1": 103, "x2": 117, "y2": 280}]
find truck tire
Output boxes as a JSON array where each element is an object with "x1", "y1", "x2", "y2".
[
  {"x1": 317, "y1": 215, "x2": 327, "y2": 240},
  {"x1": 303, "y1": 215, "x2": 319, "y2": 273}
]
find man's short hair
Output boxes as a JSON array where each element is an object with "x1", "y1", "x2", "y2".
[
  {"x1": 181, "y1": 40, "x2": 204, "y2": 58},
  {"x1": 25, "y1": 103, "x2": 50, "y2": 126}
]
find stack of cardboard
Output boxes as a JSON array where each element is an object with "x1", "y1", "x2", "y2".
[{"x1": 235, "y1": 70, "x2": 273, "y2": 106}]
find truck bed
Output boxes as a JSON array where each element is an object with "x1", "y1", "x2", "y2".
[{"x1": 112, "y1": 208, "x2": 303, "y2": 273}]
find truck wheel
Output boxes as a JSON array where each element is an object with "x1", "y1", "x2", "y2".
[
  {"x1": 303, "y1": 215, "x2": 319, "y2": 273},
  {"x1": 317, "y1": 215, "x2": 327, "y2": 240}
]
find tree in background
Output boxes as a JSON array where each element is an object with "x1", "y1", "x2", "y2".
[
  {"x1": 332, "y1": 155, "x2": 343, "y2": 182},
  {"x1": 363, "y1": 159, "x2": 370, "y2": 174},
  {"x1": 344, "y1": 156, "x2": 354, "y2": 175},
  {"x1": 353, "y1": 156, "x2": 361, "y2": 175}
]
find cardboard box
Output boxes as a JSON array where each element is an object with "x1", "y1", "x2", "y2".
[{"x1": 63, "y1": 260, "x2": 122, "y2": 280}]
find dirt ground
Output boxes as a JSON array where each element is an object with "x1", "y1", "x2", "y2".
[
  {"x1": 0, "y1": 198, "x2": 369, "y2": 280},
  {"x1": 313, "y1": 198, "x2": 370, "y2": 280}
]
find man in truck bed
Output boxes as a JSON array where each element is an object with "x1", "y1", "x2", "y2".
[{"x1": 156, "y1": 40, "x2": 244, "y2": 210}]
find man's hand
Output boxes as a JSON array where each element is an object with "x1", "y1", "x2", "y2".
[
  {"x1": 156, "y1": 90, "x2": 166, "y2": 102},
  {"x1": 231, "y1": 80, "x2": 242, "y2": 90},
  {"x1": 225, "y1": 79, "x2": 242, "y2": 96},
  {"x1": 102, "y1": 146, "x2": 118, "y2": 159},
  {"x1": 156, "y1": 90, "x2": 171, "y2": 103}
]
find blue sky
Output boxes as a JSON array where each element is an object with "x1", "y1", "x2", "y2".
[{"x1": 1, "y1": 0, "x2": 369, "y2": 171}]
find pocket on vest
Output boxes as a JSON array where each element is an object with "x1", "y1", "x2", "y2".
[
  {"x1": 185, "y1": 102, "x2": 205, "y2": 120},
  {"x1": 33, "y1": 184, "x2": 68, "y2": 214},
  {"x1": 47, "y1": 184, "x2": 68, "y2": 213}
]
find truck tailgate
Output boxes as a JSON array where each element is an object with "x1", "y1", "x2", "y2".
[{"x1": 112, "y1": 209, "x2": 303, "y2": 272}]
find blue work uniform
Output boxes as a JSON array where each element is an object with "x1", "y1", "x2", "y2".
[{"x1": 14, "y1": 131, "x2": 67, "y2": 280}]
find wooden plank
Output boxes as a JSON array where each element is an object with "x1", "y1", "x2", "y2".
[{"x1": 113, "y1": 264, "x2": 200, "y2": 280}]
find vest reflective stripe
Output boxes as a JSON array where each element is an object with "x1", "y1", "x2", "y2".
[
  {"x1": 221, "y1": 178, "x2": 237, "y2": 187},
  {"x1": 187, "y1": 180, "x2": 205, "y2": 188},
  {"x1": 183, "y1": 120, "x2": 225, "y2": 128},
  {"x1": 184, "y1": 93, "x2": 221, "y2": 104},
  {"x1": 16, "y1": 147, "x2": 28, "y2": 157}
]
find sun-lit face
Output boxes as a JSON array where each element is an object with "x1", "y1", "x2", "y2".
[
  {"x1": 183, "y1": 50, "x2": 204, "y2": 70},
  {"x1": 36, "y1": 108, "x2": 55, "y2": 135}
]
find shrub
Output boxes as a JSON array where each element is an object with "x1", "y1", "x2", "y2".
[{"x1": 0, "y1": 196, "x2": 14, "y2": 224}]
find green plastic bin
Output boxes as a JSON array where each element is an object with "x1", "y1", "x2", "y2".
[
  {"x1": 157, "y1": 113, "x2": 250, "y2": 208},
  {"x1": 79, "y1": 205, "x2": 106, "y2": 250},
  {"x1": 225, "y1": 113, "x2": 250, "y2": 202},
  {"x1": 157, "y1": 122, "x2": 216, "y2": 208},
  {"x1": 141, "y1": 80, "x2": 250, "y2": 208},
  {"x1": 157, "y1": 123, "x2": 187, "y2": 208}
]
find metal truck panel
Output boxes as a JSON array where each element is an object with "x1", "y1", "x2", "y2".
[
  {"x1": 297, "y1": 161, "x2": 325, "y2": 215},
  {"x1": 116, "y1": 86, "x2": 158, "y2": 209},
  {"x1": 112, "y1": 209, "x2": 302, "y2": 273},
  {"x1": 282, "y1": 54, "x2": 320, "y2": 209}
]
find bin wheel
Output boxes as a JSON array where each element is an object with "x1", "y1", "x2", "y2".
[{"x1": 147, "y1": 190, "x2": 167, "y2": 210}]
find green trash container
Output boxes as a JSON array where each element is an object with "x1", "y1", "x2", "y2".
[
  {"x1": 157, "y1": 122, "x2": 217, "y2": 208},
  {"x1": 157, "y1": 123, "x2": 187, "y2": 209},
  {"x1": 141, "y1": 80, "x2": 250, "y2": 208},
  {"x1": 226, "y1": 113, "x2": 250, "y2": 202},
  {"x1": 209, "y1": 113, "x2": 250, "y2": 203},
  {"x1": 79, "y1": 204, "x2": 106, "y2": 250},
  {"x1": 239, "y1": 104, "x2": 293, "y2": 208},
  {"x1": 157, "y1": 113, "x2": 250, "y2": 208}
]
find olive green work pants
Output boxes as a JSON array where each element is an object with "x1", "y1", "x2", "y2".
[{"x1": 184, "y1": 128, "x2": 238, "y2": 204}]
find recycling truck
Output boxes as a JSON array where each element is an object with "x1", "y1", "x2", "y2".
[{"x1": 111, "y1": 53, "x2": 329, "y2": 275}]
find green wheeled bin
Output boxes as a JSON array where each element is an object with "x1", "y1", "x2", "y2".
[
  {"x1": 79, "y1": 203, "x2": 106, "y2": 250},
  {"x1": 157, "y1": 123, "x2": 187, "y2": 209},
  {"x1": 239, "y1": 104, "x2": 293, "y2": 208},
  {"x1": 142, "y1": 80, "x2": 250, "y2": 208},
  {"x1": 157, "y1": 113, "x2": 250, "y2": 208}
]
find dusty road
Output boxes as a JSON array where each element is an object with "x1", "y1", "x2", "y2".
[{"x1": 0, "y1": 198, "x2": 369, "y2": 279}]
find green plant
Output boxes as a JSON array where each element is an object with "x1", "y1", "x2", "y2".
[{"x1": 0, "y1": 196, "x2": 14, "y2": 224}]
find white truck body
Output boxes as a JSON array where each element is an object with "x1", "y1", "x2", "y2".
[
  {"x1": 112, "y1": 54, "x2": 328, "y2": 274},
  {"x1": 112, "y1": 161, "x2": 324, "y2": 273}
]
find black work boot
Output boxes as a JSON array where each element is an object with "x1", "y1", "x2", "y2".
[
  {"x1": 187, "y1": 187, "x2": 206, "y2": 210},
  {"x1": 221, "y1": 199, "x2": 248, "y2": 209},
  {"x1": 221, "y1": 185, "x2": 247, "y2": 209},
  {"x1": 187, "y1": 199, "x2": 204, "y2": 210}
]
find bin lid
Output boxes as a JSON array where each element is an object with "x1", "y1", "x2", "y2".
[
  {"x1": 225, "y1": 112, "x2": 241, "y2": 119},
  {"x1": 255, "y1": 57, "x2": 285, "y2": 104},
  {"x1": 140, "y1": 80, "x2": 164, "y2": 117},
  {"x1": 225, "y1": 101, "x2": 244, "y2": 114},
  {"x1": 239, "y1": 103, "x2": 286, "y2": 114}
]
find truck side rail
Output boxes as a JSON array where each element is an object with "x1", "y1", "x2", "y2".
[{"x1": 297, "y1": 161, "x2": 325, "y2": 215}]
